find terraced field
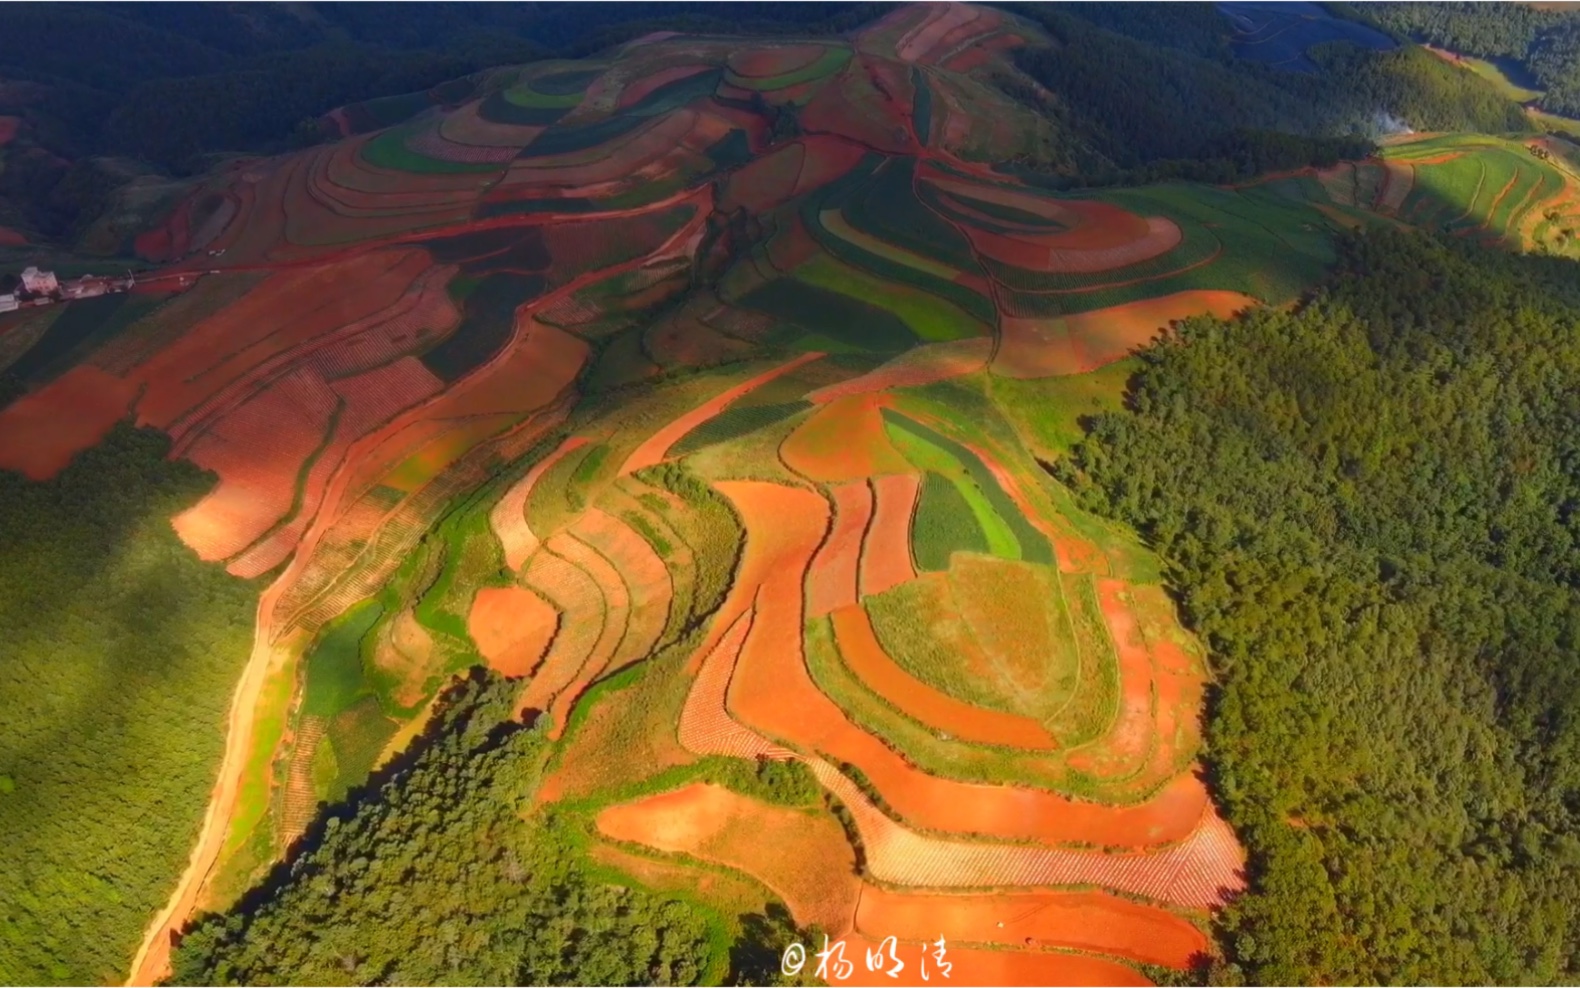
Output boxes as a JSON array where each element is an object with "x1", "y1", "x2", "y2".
[{"x1": 7, "y1": 5, "x2": 1565, "y2": 986}]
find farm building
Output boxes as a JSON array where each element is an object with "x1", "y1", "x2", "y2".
[{"x1": 19, "y1": 266, "x2": 59, "y2": 294}]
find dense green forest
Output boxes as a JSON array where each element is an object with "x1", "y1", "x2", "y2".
[
  {"x1": 168, "y1": 671, "x2": 790, "y2": 986},
  {"x1": 0, "y1": 424, "x2": 257, "y2": 985},
  {"x1": 1001, "y1": 2, "x2": 1528, "y2": 184},
  {"x1": 1059, "y1": 229, "x2": 1580, "y2": 983},
  {"x1": 1367, "y1": 1, "x2": 1580, "y2": 118}
]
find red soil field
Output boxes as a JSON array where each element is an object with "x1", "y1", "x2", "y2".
[
  {"x1": 722, "y1": 141, "x2": 808, "y2": 214},
  {"x1": 597, "y1": 783, "x2": 861, "y2": 934},
  {"x1": 490, "y1": 435, "x2": 592, "y2": 571},
  {"x1": 679, "y1": 609, "x2": 795, "y2": 761},
  {"x1": 620, "y1": 351, "x2": 824, "y2": 474},
  {"x1": 718, "y1": 133, "x2": 870, "y2": 214},
  {"x1": 228, "y1": 357, "x2": 446, "y2": 579},
  {"x1": 172, "y1": 366, "x2": 338, "y2": 561},
  {"x1": 966, "y1": 215, "x2": 1181, "y2": 272},
  {"x1": 429, "y1": 317, "x2": 588, "y2": 419},
  {"x1": 0, "y1": 116, "x2": 19, "y2": 148},
  {"x1": 0, "y1": 365, "x2": 139, "y2": 480},
  {"x1": 761, "y1": 213, "x2": 822, "y2": 275},
  {"x1": 807, "y1": 481, "x2": 874, "y2": 619},
  {"x1": 994, "y1": 290, "x2": 1258, "y2": 379},
  {"x1": 798, "y1": 59, "x2": 916, "y2": 155},
  {"x1": 941, "y1": 31, "x2": 1023, "y2": 74},
  {"x1": 830, "y1": 603, "x2": 1058, "y2": 750},
  {"x1": 834, "y1": 935, "x2": 1150, "y2": 988},
  {"x1": 702, "y1": 481, "x2": 1212, "y2": 848},
  {"x1": 806, "y1": 338, "x2": 991, "y2": 403},
  {"x1": 859, "y1": 472, "x2": 920, "y2": 597},
  {"x1": 468, "y1": 585, "x2": 559, "y2": 677},
  {"x1": 811, "y1": 758, "x2": 1243, "y2": 909},
  {"x1": 728, "y1": 44, "x2": 831, "y2": 80},
  {"x1": 0, "y1": 226, "x2": 29, "y2": 247},
  {"x1": 895, "y1": 3, "x2": 983, "y2": 63},
  {"x1": 779, "y1": 394, "x2": 911, "y2": 483},
  {"x1": 855, "y1": 885, "x2": 1207, "y2": 970},
  {"x1": 133, "y1": 250, "x2": 428, "y2": 432}
]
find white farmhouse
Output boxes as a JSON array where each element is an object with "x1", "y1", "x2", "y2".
[{"x1": 19, "y1": 266, "x2": 59, "y2": 295}]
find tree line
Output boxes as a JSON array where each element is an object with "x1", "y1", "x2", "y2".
[{"x1": 1058, "y1": 227, "x2": 1580, "y2": 984}]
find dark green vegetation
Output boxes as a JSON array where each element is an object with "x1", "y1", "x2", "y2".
[
  {"x1": 0, "y1": 424, "x2": 256, "y2": 985},
  {"x1": 1060, "y1": 229, "x2": 1580, "y2": 983},
  {"x1": 1001, "y1": 2, "x2": 1527, "y2": 185},
  {"x1": 1368, "y1": 1, "x2": 1580, "y2": 118},
  {"x1": 170, "y1": 672, "x2": 723, "y2": 986},
  {"x1": 423, "y1": 272, "x2": 547, "y2": 382},
  {"x1": 2, "y1": 292, "x2": 160, "y2": 387},
  {"x1": 911, "y1": 470, "x2": 990, "y2": 571}
]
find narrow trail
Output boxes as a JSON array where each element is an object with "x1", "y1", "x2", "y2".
[{"x1": 126, "y1": 569, "x2": 290, "y2": 986}]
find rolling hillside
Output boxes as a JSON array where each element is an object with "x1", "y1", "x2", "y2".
[{"x1": 1, "y1": 3, "x2": 1578, "y2": 986}]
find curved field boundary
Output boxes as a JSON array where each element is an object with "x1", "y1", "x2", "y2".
[
  {"x1": 468, "y1": 585, "x2": 560, "y2": 677},
  {"x1": 227, "y1": 357, "x2": 448, "y2": 579},
  {"x1": 490, "y1": 435, "x2": 592, "y2": 570},
  {"x1": 518, "y1": 545, "x2": 606, "y2": 721},
  {"x1": 830, "y1": 604, "x2": 1058, "y2": 750},
  {"x1": 700, "y1": 480, "x2": 1215, "y2": 849},
  {"x1": 779, "y1": 394, "x2": 913, "y2": 484},
  {"x1": 620, "y1": 351, "x2": 825, "y2": 474},
  {"x1": 540, "y1": 531, "x2": 631, "y2": 733},
  {"x1": 811, "y1": 758, "x2": 1243, "y2": 910},
  {"x1": 1066, "y1": 579, "x2": 1154, "y2": 781},
  {"x1": 618, "y1": 64, "x2": 714, "y2": 110},
  {"x1": 967, "y1": 216, "x2": 1183, "y2": 275},
  {"x1": 678, "y1": 609, "x2": 794, "y2": 761},
  {"x1": 860, "y1": 472, "x2": 921, "y2": 597},
  {"x1": 806, "y1": 338, "x2": 991, "y2": 404},
  {"x1": 1377, "y1": 160, "x2": 1415, "y2": 214},
  {"x1": 807, "y1": 481, "x2": 875, "y2": 619},
  {"x1": 665, "y1": 484, "x2": 1239, "y2": 903},
  {"x1": 854, "y1": 885, "x2": 1208, "y2": 970},
  {"x1": 993, "y1": 290, "x2": 1257, "y2": 379},
  {"x1": 575, "y1": 506, "x2": 674, "y2": 670},
  {"x1": 595, "y1": 782, "x2": 861, "y2": 935},
  {"x1": 172, "y1": 366, "x2": 339, "y2": 561},
  {"x1": 439, "y1": 101, "x2": 548, "y2": 149}
]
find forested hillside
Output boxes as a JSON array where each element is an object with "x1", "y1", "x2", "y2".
[
  {"x1": 1367, "y1": 1, "x2": 1580, "y2": 118},
  {"x1": 1003, "y1": 3, "x2": 1527, "y2": 184},
  {"x1": 0, "y1": 425, "x2": 256, "y2": 984},
  {"x1": 1060, "y1": 229, "x2": 1580, "y2": 983},
  {"x1": 167, "y1": 671, "x2": 769, "y2": 986}
]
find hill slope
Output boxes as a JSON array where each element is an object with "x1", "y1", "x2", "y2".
[{"x1": 0, "y1": 3, "x2": 1576, "y2": 985}]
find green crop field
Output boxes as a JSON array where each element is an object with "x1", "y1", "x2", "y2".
[{"x1": 910, "y1": 469, "x2": 990, "y2": 570}]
